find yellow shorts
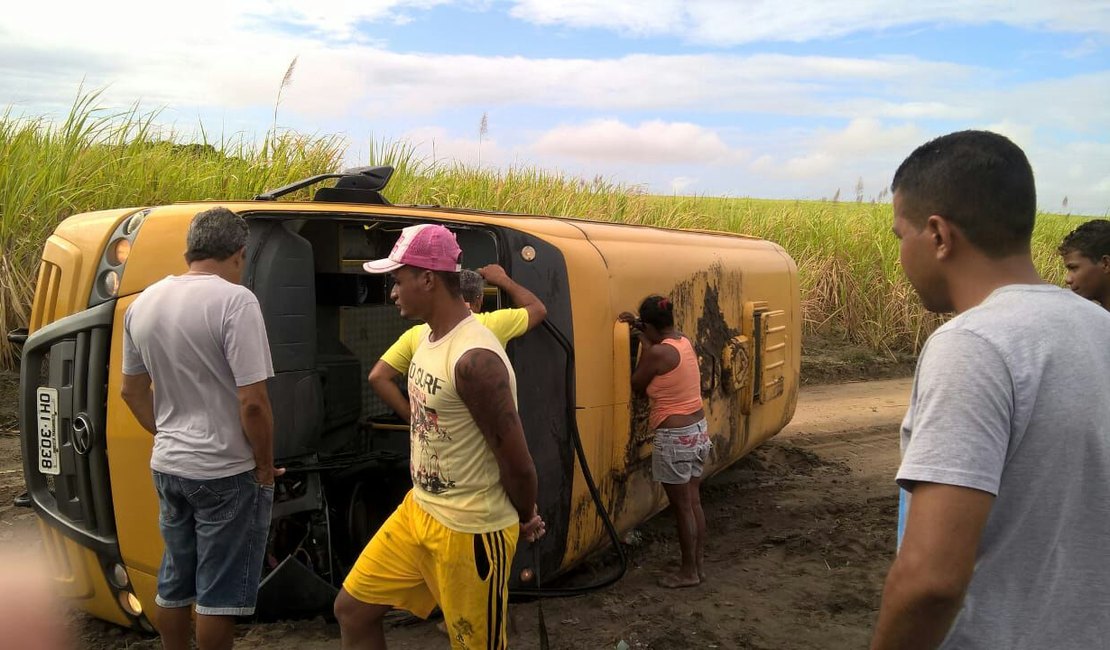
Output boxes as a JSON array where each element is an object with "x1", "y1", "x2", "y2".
[{"x1": 343, "y1": 490, "x2": 519, "y2": 650}]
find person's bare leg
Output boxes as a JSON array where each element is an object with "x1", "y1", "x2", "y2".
[
  {"x1": 195, "y1": 614, "x2": 235, "y2": 650},
  {"x1": 156, "y1": 605, "x2": 193, "y2": 650},
  {"x1": 660, "y1": 481, "x2": 700, "y2": 588},
  {"x1": 334, "y1": 588, "x2": 392, "y2": 650},
  {"x1": 690, "y1": 476, "x2": 707, "y2": 581}
]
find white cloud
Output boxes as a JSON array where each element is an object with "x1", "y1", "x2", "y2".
[
  {"x1": 531, "y1": 119, "x2": 742, "y2": 164},
  {"x1": 975, "y1": 71, "x2": 1110, "y2": 135},
  {"x1": 671, "y1": 176, "x2": 698, "y2": 193},
  {"x1": 399, "y1": 126, "x2": 508, "y2": 168},
  {"x1": 509, "y1": 0, "x2": 684, "y2": 35},
  {"x1": 509, "y1": 0, "x2": 1110, "y2": 45},
  {"x1": 748, "y1": 119, "x2": 923, "y2": 180},
  {"x1": 1023, "y1": 139, "x2": 1110, "y2": 215},
  {"x1": 0, "y1": 3, "x2": 978, "y2": 123},
  {"x1": 260, "y1": 0, "x2": 459, "y2": 39},
  {"x1": 0, "y1": 1, "x2": 1106, "y2": 214},
  {"x1": 817, "y1": 118, "x2": 926, "y2": 155},
  {"x1": 983, "y1": 121, "x2": 1037, "y2": 151},
  {"x1": 739, "y1": 118, "x2": 1110, "y2": 214}
]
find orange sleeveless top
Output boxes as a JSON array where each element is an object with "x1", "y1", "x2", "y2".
[{"x1": 646, "y1": 337, "x2": 703, "y2": 429}]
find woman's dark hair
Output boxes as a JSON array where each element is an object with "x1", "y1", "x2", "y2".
[{"x1": 638, "y1": 294, "x2": 674, "y2": 329}]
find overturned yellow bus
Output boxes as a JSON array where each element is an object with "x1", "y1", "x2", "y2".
[{"x1": 15, "y1": 167, "x2": 799, "y2": 630}]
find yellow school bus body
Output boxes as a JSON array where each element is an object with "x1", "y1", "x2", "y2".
[{"x1": 20, "y1": 183, "x2": 798, "y2": 629}]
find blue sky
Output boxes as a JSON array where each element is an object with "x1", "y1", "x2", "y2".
[{"x1": 2, "y1": 0, "x2": 1108, "y2": 214}]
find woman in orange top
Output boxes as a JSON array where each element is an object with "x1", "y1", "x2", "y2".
[{"x1": 620, "y1": 295, "x2": 710, "y2": 588}]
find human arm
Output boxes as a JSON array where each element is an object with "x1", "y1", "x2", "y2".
[
  {"x1": 479, "y1": 264, "x2": 547, "y2": 330},
  {"x1": 374, "y1": 326, "x2": 423, "y2": 422},
  {"x1": 238, "y1": 380, "x2": 282, "y2": 485},
  {"x1": 455, "y1": 348, "x2": 545, "y2": 542},
  {"x1": 872, "y1": 330, "x2": 1012, "y2": 648},
  {"x1": 630, "y1": 344, "x2": 674, "y2": 393},
  {"x1": 120, "y1": 372, "x2": 157, "y2": 435},
  {"x1": 619, "y1": 313, "x2": 675, "y2": 393},
  {"x1": 120, "y1": 311, "x2": 156, "y2": 434},
  {"x1": 369, "y1": 360, "x2": 411, "y2": 423},
  {"x1": 225, "y1": 296, "x2": 280, "y2": 485},
  {"x1": 870, "y1": 483, "x2": 993, "y2": 649}
]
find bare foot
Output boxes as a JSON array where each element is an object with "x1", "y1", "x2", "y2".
[{"x1": 658, "y1": 573, "x2": 701, "y2": 589}]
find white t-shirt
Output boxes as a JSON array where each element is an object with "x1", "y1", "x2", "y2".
[
  {"x1": 123, "y1": 274, "x2": 274, "y2": 479},
  {"x1": 898, "y1": 284, "x2": 1110, "y2": 649}
]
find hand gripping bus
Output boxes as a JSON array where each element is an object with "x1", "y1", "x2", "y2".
[{"x1": 15, "y1": 167, "x2": 799, "y2": 631}]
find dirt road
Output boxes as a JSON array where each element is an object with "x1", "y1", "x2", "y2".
[{"x1": 1, "y1": 378, "x2": 914, "y2": 649}]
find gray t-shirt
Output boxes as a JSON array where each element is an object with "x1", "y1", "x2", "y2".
[
  {"x1": 123, "y1": 274, "x2": 274, "y2": 479},
  {"x1": 898, "y1": 284, "x2": 1110, "y2": 649}
]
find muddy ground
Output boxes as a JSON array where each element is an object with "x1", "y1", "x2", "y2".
[{"x1": 0, "y1": 368, "x2": 911, "y2": 650}]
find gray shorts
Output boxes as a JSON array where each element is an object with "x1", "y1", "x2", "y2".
[{"x1": 652, "y1": 419, "x2": 711, "y2": 484}]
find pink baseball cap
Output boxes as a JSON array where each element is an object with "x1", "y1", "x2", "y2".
[{"x1": 363, "y1": 224, "x2": 463, "y2": 273}]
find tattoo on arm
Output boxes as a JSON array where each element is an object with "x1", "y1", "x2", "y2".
[
  {"x1": 456, "y1": 349, "x2": 519, "y2": 448},
  {"x1": 456, "y1": 348, "x2": 537, "y2": 521}
]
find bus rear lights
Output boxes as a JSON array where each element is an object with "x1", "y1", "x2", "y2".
[{"x1": 118, "y1": 590, "x2": 142, "y2": 617}]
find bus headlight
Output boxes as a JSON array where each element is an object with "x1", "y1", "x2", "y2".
[
  {"x1": 89, "y1": 208, "x2": 149, "y2": 307},
  {"x1": 123, "y1": 211, "x2": 147, "y2": 235},
  {"x1": 108, "y1": 563, "x2": 129, "y2": 589},
  {"x1": 98, "y1": 270, "x2": 120, "y2": 299},
  {"x1": 108, "y1": 238, "x2": 131, "y2": 266}
]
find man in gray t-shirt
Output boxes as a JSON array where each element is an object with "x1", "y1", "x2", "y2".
[
  {"x1": 871, "y1": 131, "x2": 1110, "y2": 650},
  {"x1": 121, "y1": 207, "x2": 276, "y2": 650}
]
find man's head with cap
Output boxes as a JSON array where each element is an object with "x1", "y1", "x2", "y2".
[
  {"x1": 364, "y1": 224, "x2": 464, "y2": 319},
  {"x1": 363, "y1": 223, "x2": 463, "y2": 275}
]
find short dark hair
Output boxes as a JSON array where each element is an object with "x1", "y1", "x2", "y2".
[
  {"x1": 638, "y1": 295, "x2": 674, "y2": 329},
  {"x1": 185, "y1": 207, "x2": 249, "y2": 263},
  {"x1": 892, "y1": 130, "x2": 1036, "y2": 258},
  {"x1": 434, "y1": 270, "x2": 462, "y2": 298},
  {"x1": 1058, "y1": 219, "x2": 1110, "y2": 262}
]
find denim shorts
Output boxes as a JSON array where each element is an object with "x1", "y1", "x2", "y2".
[
  {"x1": 652, "y1": 419, "x2": 712, "y2": 484},
  {"x1": 152, "y1": 470, "x2": 273, "y2": 616}
]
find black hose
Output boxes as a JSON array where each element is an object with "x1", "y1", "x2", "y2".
[{"x1": 510, "y1": 319, "x2": 628, "y2": 598}]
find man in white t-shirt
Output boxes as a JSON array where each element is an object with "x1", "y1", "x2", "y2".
[
  {"x1": 121, "y1": 207, "x2": 279, "y2": 650},
  {"x1": 871, "y1": 131, "x2": 1110, "y2": 649}
]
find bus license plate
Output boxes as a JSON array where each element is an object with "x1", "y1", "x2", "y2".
[{"x1": 36, "y1": 387, "x2": 61, "y2": 476}]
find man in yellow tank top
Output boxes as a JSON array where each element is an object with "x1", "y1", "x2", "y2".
[
  {"x1": 334, "y1": 224, "x2": 546, "y2": 650},
  {"x1": 369, "y1": 265, "x2": 547, "y2": 422}
]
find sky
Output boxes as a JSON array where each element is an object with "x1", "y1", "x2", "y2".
[{"x1": 2, "y1": 1, "x2": 1108, "y2": 215}]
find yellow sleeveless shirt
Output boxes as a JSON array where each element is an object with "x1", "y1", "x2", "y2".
[{"x1": 407, "y1": 315, "x2": 519, "y2": 533}]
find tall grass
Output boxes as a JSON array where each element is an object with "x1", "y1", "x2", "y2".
[
  {"x1": 376, "y1": 151, "x2": 1084, "y2": 357},
  {"x1": 0, "y1": 92, "x2": 345, "y2": 365},
  {"x1": 0, "y1": 95, "x2": 1094, "y2": 368}
]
